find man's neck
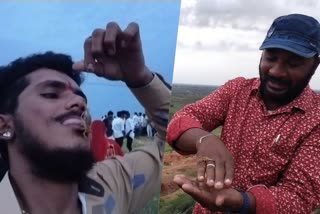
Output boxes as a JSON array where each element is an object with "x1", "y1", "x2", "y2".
[
  {"x1": 263, "y1": 99, "x2": 284, "y2": 110},
  {"x1": 9, "y1": 164, "x2": 81, "y2": 214}
]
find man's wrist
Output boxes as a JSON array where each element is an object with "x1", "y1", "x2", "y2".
[
  {"x1": 125, "y1": 67, "x2": 154, "y2": 88},
  {"x1": 246, "y1": 191, "x2": 256, "y2": 213},
  {"x1": 237, "y1": 191, "x2": 250, "y2": 214},
  {"x1": 196, "y1": 133, "x2": 212, "y2": 150},
  {"x1": 232, "y1": 191, "x2": 255, "y2": 214}
]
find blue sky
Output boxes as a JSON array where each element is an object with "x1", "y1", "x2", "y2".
[{"x1": 0, "y1": 1, "x2": 181, "y2": 119}]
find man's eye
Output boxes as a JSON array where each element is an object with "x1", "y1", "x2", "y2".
[
  {"x1": 288, "y1": 61, "x2": 302, "y2": 68},
  {"x1": 41, "y1": 93, "x2": 58, "y2": 99},
  {"x1": 266, "y1": 56, "x2": 277, "y2": 62}
]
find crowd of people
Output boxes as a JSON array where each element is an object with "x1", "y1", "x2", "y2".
[{"x1": 101, "y1": 110, "x2": 155, "y2": 152}]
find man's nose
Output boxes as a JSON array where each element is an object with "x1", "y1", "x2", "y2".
[
  {"x1": 65, "y1": 95, "x2": 87, "y2": 112},
  {"x1": 268, "y1": 62, "x2": 288, "y2": 79}
]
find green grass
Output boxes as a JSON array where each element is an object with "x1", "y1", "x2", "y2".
[
  {"x1": 137, "y1": 194, "x2": 161, "y2": 214},
  {"x1": 164, "y1": 143, "x2": 173, "y2": 153},
  {"x1": 159, "y1": 192, "x2": 195, "y2": 214}
]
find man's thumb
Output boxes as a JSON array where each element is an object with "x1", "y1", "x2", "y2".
[{"x1": 72, "y1": 60, "x2": 86, "y2": 71}]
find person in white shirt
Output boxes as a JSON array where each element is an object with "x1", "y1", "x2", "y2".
[
  {"x1": 112, "y1": 111, "x2": 125, "y2": 147},
  {"x1": 132, "y1": 112, "x2": 139, "y2": 127},
  {"x1": 146, "y1": 115, "x2": 153, "y2": 137},
  {"x1": 124, "y1": 111, "x2": 135, "y2": 152}
]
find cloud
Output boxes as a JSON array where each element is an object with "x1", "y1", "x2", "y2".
[
  {"x1": 174, "y1": 0, "x2": 320, "y2": 89},
  {"x1": 176, "y1": 24, "x2": 263, "y2": 52},
  {"x1": 180, "y1": 0, "x2": 320, "y2": 31},
  {"x1": 177, "y1": 0, "x2": 320, "y2": 52}
]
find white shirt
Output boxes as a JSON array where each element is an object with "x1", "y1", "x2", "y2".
[
  {"x1": 132, "y1": 115, "x2": 139, "y2": 127},
  {"x1": 125, "y1": 118, "x2": 135, "y2": 139},
  {"x1": 112, "y1": 117, "x2": 125, "y2": 138}
]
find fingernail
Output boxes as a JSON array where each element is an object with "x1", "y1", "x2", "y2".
[
  {"x1": 87, "y1": 63, "x2": 94, "y2": 71},
  {"x1": 207, "y1": 179, "x2": 214, "y2": 186},
  {"x1": 225, "y1": 179, "x2": 232, "y2": 185},
  {"x1": 215, "y1": 182, "x2": 223, "y2": 189}
]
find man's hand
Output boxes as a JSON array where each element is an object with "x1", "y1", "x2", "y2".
[
  {"x1": 196, "y1": 134, "x2": 234, "y2": 189},
  {"x1": 73, "y1": 22, "x2": 153, "y2": 87},
  {"x1": 173, "y1": 174, "x2": 243, "y2": 212}
]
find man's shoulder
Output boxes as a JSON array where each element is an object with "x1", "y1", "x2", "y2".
[
  {"x1": 228, "y1": 76, "x2": 258, "y2": 85},
  {"x1": 220, "y1": 77, "x2": 259, "y2": 92}
]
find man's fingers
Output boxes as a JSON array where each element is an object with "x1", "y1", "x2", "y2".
[
  {"x1": 91, "y1": 28, "x2": 106, "y2": 60},
  {"x1": 180, "y1": 183, "x2": 216, "y2": 210},
  {"x1": 72, "y1": 60, "x2": 86, "y2": 71},
  {"x1": 224, "y1": 159, "x2": 234, "y2": 187},
  {"x1": 181, "y1": 183, "x2": 200, "y2": 194},
  {"x1": 215, "y1": 194, "x2": 225, "y2": 206},
  {"x1": 122, "y1": 22, "x2": 141, "y2": 49},
  {"x1": 84, "y1": 36, "x2": 95, "y2": 71},
  {"x1": 214, "y1": 160, "x2": 224, "y2": 189},
  {"x1": 173, "y1": 174, "x2": 192, "y2": 187},
  {"x1": 104, "y1": 22, "x2": 122, "y2": 55},
  {"x1": 205, "y1": 160, "x2": 215, "y2": 187},
  {"x1": 197, "y1": 160, "x2": 206, "y2": 181}
]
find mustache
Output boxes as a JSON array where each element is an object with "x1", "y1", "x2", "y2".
[
  {"x1": 55, "y1": 111, "x2": 83, "y2": 122},
  {"x1": 264, "y1": 75, "x2": 290, "y2": 86},
  {"x1": 55, "y1": 110, "x2": 91, "y2": 137}
]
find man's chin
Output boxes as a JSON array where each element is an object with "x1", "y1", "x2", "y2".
[
  {"x1": 22, "y1": 144, "x2": 95, "y2": 183},
  {"x1": 261, "y1": 85, "x2": 291, "y2": 103},
  {"x1": 265, "y1": 89, "x2": 288, "y2": 100}
]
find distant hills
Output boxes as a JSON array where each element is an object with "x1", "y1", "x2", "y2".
[{"x1": 172, "y1": 83, "x2": 320, "y2": 97}]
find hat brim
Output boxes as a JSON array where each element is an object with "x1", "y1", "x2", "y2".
[{"x1": 259, "y1": 39, "x2": 317, "y2": 58}]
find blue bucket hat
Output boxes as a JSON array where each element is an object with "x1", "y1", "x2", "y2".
[{"x1": 260, "y1": 14, "x2": 320, "y2": 58}]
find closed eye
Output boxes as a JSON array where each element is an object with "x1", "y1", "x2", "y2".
[
  {"x1": 41, "y1": 93, "x2": 59, "y2": 99},
  {"x1": 266, "y1": 56, "x2": 277, "y2": 62}
]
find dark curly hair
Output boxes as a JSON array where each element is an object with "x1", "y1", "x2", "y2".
[{"x1": 0, "y1": 51, "x2": 84, "y2": 166}]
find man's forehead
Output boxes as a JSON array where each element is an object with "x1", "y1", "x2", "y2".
[
  {"x1": 26, "y1": 68, "x2": 79, "y2": 89},
  {"x1": 264, "y1": 48, "x2": 307, "y2": 59}
]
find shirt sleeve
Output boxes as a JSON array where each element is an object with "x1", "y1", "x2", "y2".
[
  {"x1": 95, "y1": 74, "x2": 170, "y2": 213},
  {"x1": 166, "y1": 77, "x2": 245, "y2": 146},
  {"x1": 248, "y1": 126, "x2": 320, "y2": 214}
]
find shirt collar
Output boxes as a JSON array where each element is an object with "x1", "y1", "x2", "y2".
[
  {"x1": 250, "y1": 78, "x2": 314, "y2": 112},
  {"x1": 0, "y1": 171, "x2": 87, "y2": 214},
  {"x1": 0, "y1": 172, "x2": 21, "y2": 213}
]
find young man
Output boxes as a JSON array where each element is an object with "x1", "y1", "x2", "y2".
[
  {"x1": 167, "y1": 14, "x2": 320, "y2": 213},
  {"x1": 112, "y1": 111, "x2": 125, "y2": 147},
  {"x1": 0, "y1": 22, "x2": 170, "y2": 214},
  {"x1": 103, "y1": 111, "x2": 114, "y2": 137},
  {"x1": 124, "y1": 111, "x2": 135, "y2": 152}
]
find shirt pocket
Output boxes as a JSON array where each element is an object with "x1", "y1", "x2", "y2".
[{"x1": 249, "y1": 134, "x2": 297, "y2": 185}]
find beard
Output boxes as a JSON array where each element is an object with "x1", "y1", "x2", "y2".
[
  {"x1": 259, "y1": 65, "x2": 314, "y2": 105},
  {"x1": 13, "y1": 117, "x2": 95, "y2": 184}
]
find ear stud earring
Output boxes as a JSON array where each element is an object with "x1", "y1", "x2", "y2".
[{"x1": 3, "y1": 132, "x2": 11, "y2": 138}]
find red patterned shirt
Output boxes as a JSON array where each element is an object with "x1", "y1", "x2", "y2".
[{"x1": 167, "y1": 77, "x2": 320, "y2": 214}]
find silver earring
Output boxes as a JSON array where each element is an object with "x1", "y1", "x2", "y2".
[{"x1": 3, "y1": 132, "x2": 11, "y2": 138}]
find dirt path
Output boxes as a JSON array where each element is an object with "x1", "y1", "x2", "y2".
[{"x1": 161, "y1": 151, "x2": 197, "y2": 196}]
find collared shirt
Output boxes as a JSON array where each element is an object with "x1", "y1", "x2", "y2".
[
  {"x1": 0, "y1": 173, "x2": 87, "y2": 214},
  {"x1": 167, "y1": 77, "x2": 320, "y2": 214},
  {"x1": 125, "y1": 118, "x2": 135, "y2": 139},
  {"x1": 132, "y1": 115, "x2": 139, "y2": 127},
  {"x1": 112, "y1": 117, "x2": 125, "y2": 138}
]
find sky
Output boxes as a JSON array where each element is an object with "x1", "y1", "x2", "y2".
[
  {"x1": 0, "y1": 1, "x2": 181, "y2": 119},
  {"x1": 173, "y1": 0, "x2": 320, "y2": 90}
]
